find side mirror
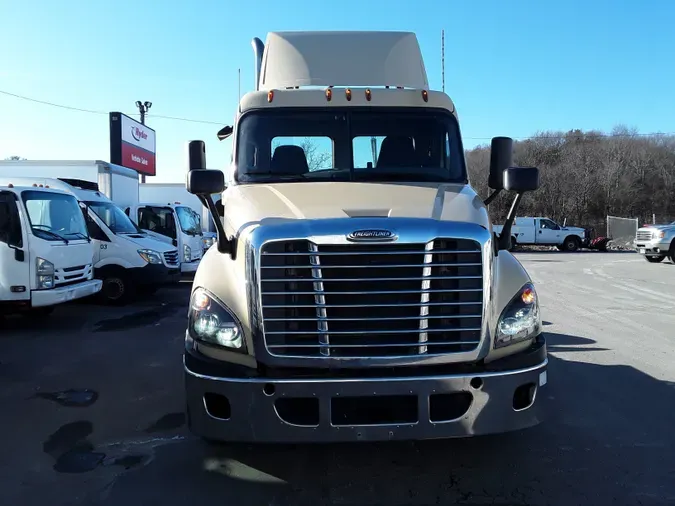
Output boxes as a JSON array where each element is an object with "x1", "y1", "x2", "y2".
[
  {"x1": 503, "y1": 166, "x2": 539, "y2": 193},
  {"x1": 488, "y1": 136, "x2": 514, "y2": 190},
  {"x1": 186, "y1": 169, "x2": 225, "y2": 195},
  {"x1": 217, "y1": 126, "x2": 233, "y2": 141},
  {"x1": 185, "y1": 139, "x2": 233, "y2": 258}
]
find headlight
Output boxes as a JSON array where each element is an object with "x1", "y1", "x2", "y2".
[
  {"x1": 184, "y1": 244, "x2": 192, "y2": 262},
  {"x1": 495, "y1": 283, "x2": 541, "y2": 348},
  {"x1": 202, "y1": 236, "x2": 215, "y2": 249},
  {"x1": 657, "y1": 231, "x2": 665, "y2": 239},
  {"x1": 138, "y1": 249, "x2": 163, "y2": 264},
  {"x1": 188, "y1": 287, "x2": 244, "y2": 351},
  {"x1": 36, "y1": 257, "x2": 55, "y2": 289}
]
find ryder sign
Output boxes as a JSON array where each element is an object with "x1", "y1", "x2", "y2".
[{"x1": 109, "y1": 112, "x2": 157, "y2": 176}]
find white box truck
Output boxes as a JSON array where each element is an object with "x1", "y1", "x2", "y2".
[
  {"x1": 181, "y1": 31, "x2": 548, "y2": 444},
  {"x1": 0, "y1": 182, "x2": 101, "y2": 315}
]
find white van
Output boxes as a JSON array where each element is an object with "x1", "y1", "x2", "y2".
[
  {"x1": 1, "y1": 177, "x2": 181, "y2": 304},
  {"x1": 0, "y1": 183, "x2": 101, "y2": 315}
]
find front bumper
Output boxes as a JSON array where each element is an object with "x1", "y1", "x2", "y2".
[
  {"x1": 185, "y1": 337, "x2": 548, "y2": 443},
  {"x1": 635, "y1": 239, "x2": 671, "y2": 256},
  {"x1": 131, "y1": 264, "x2": 181, "y2": 286},
  {"x1": 32, "y1": 279, "x2": 102, "y2": 307}
]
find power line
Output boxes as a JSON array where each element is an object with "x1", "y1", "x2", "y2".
[
  {"x1": 1, "y1": 88, "x2": 673, "y2": 139},
  {"x1": 0, "y1": 89, "x2": 223, "y2": 125}
]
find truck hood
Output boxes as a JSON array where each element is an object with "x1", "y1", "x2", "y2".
[
  {"x1": 223, "y1": 182, "x2": 489, "y2": 236},
  {"x1": 34, "y1": 240, "x2": 94, "y2": 270},
  {"x1": 122, "y1": 234, "x2": 177, "y2": 253},
  {"x1": 562, "y1": 226, "x2": 585, "y2": 233},
  {"x1": 639, "y1": 224, "x2": 675, "y2": 232}
]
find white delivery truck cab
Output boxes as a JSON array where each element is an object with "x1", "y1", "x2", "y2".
[
  {"x1": 0, "y1": 182, "x2": 101, "y2": 315},
  {"x1": 138, "y1": 183, "x2": 216, "y2": 255},
  {"x1": 182, "y1": 31, "x2": 548, "y2": 444},
  {"x1": 0, "y1": 177, "x2": 181, "y2": 304},
  {"x1": 126, "y1": 199, "x2": 204, "y2": 274}
]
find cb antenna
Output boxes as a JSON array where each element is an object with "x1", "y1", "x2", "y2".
[
  {"x1": 238, "y1": 68, "x2": 241, "y2": 101},
  {"x1": 441, "y1": 29, "x2": 445, "y2": 93}
]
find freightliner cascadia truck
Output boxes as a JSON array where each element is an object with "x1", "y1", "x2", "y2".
[{"x1": 182, "y1": 31, "x2": 547, "y2": 443}]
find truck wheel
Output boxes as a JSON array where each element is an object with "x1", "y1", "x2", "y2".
[
  {"x1": 562, "y1": 236, "x2": 580, "y2": 252},
  {"x1": 509, "y1": 237, "x2": 517, "y2": 251},
  {"x1": 669, "y1": 241, "x2": 675, "y2": 264},
  {"x1": 99, "y1": 274, "x2": 134, "y2": 305},
  {"x1": 645, "y1": 255, "x2": 665, "y2": 263}
]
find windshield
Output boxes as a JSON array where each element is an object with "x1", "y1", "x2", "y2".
[
  {"x1": 137, "y1": 206, "x2": 177, "y2": 239},
  {"x1": 22, "y1": 190, "x2": 89, "y2": 241},
  {"x1": 235, "y1": 108, "x2": 467, "y2": 184},
  {"x1": 175, "y1": 206, "x2": 201, "y2": 236},
  {"x1": 86, "y1": 201, "x2": 141, "y2": 234}
]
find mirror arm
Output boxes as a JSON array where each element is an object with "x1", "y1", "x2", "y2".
[
  {"x1": 484, "y1": 189, "x2": 501, "y2": 206},
  {"x1": 496, "y1": 192, "x2": 524, "y2": 253},
  {"x1": 197, "y1": 194, "x2": 236, "y2": 260}
]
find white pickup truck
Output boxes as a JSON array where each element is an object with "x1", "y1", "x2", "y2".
[
  {"x1": 493, "y1": 217, "x2": 587, "y2": 251},
  {"x1": 635, "y1": 222, "x2": 675, "y2": 263}
]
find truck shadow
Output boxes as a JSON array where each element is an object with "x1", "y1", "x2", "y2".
[{"x1": 100, "y1": 331, "x2": 675, "y2": 506}]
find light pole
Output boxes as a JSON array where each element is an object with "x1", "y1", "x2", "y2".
[{"x1": 135, "y1": 100, "x2": 152, "y2": 182}]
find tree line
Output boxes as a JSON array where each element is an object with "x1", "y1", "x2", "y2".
[{"x1": 465, "y1": 126, "x2": 675, "y2": 235}]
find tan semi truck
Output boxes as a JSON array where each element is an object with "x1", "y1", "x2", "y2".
[{"x1": 182, "y1": 31, "x2": 547, "y2": 443}]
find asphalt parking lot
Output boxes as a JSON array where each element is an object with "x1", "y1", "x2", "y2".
[{"x1": 2, "y1": 252, "x2": 674, "y2": 506}]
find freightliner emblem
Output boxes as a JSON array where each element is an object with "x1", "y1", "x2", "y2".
[{"x1": 346, "y1": 229, "x2": 397, "y2": 242}]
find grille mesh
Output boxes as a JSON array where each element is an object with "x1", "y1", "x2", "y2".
[{"x1": 259, "y1": 239, "x2": 483, "y2": 358}]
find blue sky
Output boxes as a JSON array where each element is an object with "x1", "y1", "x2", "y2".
[{"x1": 1, "y1": 0, "x2": 673, "y2": 183}]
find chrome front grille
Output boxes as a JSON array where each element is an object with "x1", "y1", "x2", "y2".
[
  {"x1": 636, "y1": 230, "x2": 653, "y2": 241},
  {"x1": 163, "y1": 250, "x2": 179, "y2": 265},
  {"x1": 259, "y1": 239, "x2": 483, "y2": 358}
]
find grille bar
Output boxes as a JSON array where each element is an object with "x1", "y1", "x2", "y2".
[
  {"x1": 268, "y1": 341, "x2": 481, "y2": 349},
  {"x1": 262, "y1": 249, "x2": 479, "y2": 256},
  {"x1": 265, "y1": 327, "x2": 482, "y2": 335},
  {"x1": 636, "y1": 231, "x2": 653, "y2": 241},
  {"x1": 259, "y1": 238, "x2": 483, "y2": 358},
  {"x1": 266, "y1": 314, "x2": 482, "y2": 322}
]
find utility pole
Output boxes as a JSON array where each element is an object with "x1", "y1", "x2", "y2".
[
  {"x1": 441, "y1": 30, "x2": 445, "y2": 93},
  {"x1": 135, "y1": 100, "x2": 152, "y2": 183}
]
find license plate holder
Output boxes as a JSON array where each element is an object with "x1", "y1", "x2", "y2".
[{"x1": 639, "y1": 248, "x2": 646, "y2": 254}]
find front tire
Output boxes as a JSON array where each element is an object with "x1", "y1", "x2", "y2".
[
  {"x1": 99, "y1": 274, "x2": 134, "y2": 305},
  {"x1": 562, "y1": 236, "x2": 580, "y2": 252}
]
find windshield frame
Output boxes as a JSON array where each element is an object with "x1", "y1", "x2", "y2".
[
  {"x1": 21, "y1": 190, "x2": 90, "y2": 242},
  {"x1": 233, "y1": 106, "x2": 468, "y2": 185},
  {"x1": 85, "y1": 200, "x2": 143, "y2": 235}
]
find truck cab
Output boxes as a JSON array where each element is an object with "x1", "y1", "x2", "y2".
[
  {"x1": 182, "y1": 31, "x2": 546, "y2": 443},
  {"x1": 0, "y1": 183, "x2": 101, "y2": 314},
  {"x1": 126, "y1": 202, "x2": 204, "y2": 274},
  {"x1": 635, "y1": 221, "x2": 675, "y2": 263}
]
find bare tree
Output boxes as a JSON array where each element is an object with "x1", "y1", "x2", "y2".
[
  {"x1": 271, "y1": 138, "x2": 332, "y2": 171},
  {"x1": 466, "y1": 126, "x2": 675, "y2": 232},
  {"x1": 4, "y1": 155, "x2": 26, "y2": 160}
]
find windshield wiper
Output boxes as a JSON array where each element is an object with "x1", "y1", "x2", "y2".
[
  {"x1": 245, "y1": 172, "x2": 309, "y2": 181},
  {"x1": 65, "y1": 232, "x2": 90, "y2": 241},
  {"x1": 352, "y1": 171, "x2": 453, "y2": 183},
  {"x1": 32, "y1": 226, "x2": 69, "y2": 244}
]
